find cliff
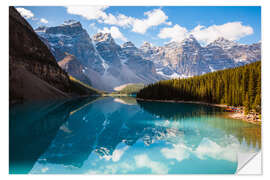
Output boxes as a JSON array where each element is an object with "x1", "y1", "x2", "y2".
[{"x1": 9, "y1": 7, "x2": 97, "y2": 104}]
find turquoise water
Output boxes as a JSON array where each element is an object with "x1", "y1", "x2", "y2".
[{"x1": 9, "y1": 97, "x2": 261, "y2": 174}]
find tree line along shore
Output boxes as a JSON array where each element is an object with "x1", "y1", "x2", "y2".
[{"x1": 136, "y1": 61, "x2": 261, "y2": 123}]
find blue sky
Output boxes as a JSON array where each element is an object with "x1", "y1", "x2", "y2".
[{"x1": 15, "y1": 6, "x2": 261, "y2": 47}]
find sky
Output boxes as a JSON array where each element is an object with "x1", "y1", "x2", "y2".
[{"x1": 15, "y1": 6, "x2": 261, "y2": 47}]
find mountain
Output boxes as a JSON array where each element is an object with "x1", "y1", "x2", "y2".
[
  {"x1": 140, "y1": 35, "x2": 261, "y2": 78},
  {"x1": 121, "y1": 41, "x2": 162, "y2": 83},
  {"x1": 208, "y1": 37, "x2": 261, "y2": 64},
  {"x1": 37, "y1": 24, "x2": 163, "y2": 91},
  {"x1": 58, "y1": 53, "x2": 92, "y2": 86},
  {"x1": 91, "y1": 33, "x2": 163, "y2": 91},
  {"x1": 36, "y1": 20, "x2": 260, "y2": 91},
  {"x1": 9, "y1": 7, "x2": 98, "y2": 104}
]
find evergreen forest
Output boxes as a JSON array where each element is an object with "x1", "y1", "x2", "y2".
[{"x1": 137, "y1": 61, "x2": 261, "y2": 113}]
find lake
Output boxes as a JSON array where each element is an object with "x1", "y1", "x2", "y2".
[{"x1": 9, "y1": 96, "x2": 261, "y2": 174}]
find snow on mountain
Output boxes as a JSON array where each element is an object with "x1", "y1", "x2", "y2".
[
  {"x1": 208, "y1": 37, "x2": 238, "y2": 50},
  {"x1": 35, "y1": 20, "x2": 261, "y2": 91},
  {"x1": 140, "y1": 35, "x2": 261, "y2": 78},
  {"x1": 36, "y1": 22, "x2": 164, "y2": 91}
]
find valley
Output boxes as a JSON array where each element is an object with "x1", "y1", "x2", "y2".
[
  {"x1": 9, "y1": 6, "x2": 262, "y2": 175},
  {"x1": 35, "y1": 19, "x2": 260, "y2": 92},
  {"x1": 9, "y1": 6, "x2": 261, "y2": 119}
]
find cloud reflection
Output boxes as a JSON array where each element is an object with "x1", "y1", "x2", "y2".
[{"x1": 134, "y1": 154, "x2": 168, "y2": 174}]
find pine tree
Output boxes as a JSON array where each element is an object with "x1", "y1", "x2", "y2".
[{"x1": 136, "y1": 61, "x2": 261, "y2": 114}]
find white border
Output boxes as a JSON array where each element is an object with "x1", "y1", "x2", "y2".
[
  {"x1": 2, "y1": 0, "x2": 270, "y2": 180},
  {"x1": 8, "y1": 0, "x2": 261, "y2": 6}
]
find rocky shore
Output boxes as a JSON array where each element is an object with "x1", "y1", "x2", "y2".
[{"x1": 227, "y1": 110, "x2": 261, "y2": 125}]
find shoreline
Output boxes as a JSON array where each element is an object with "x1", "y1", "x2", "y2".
[
  {"x1": 136, "y1": 98, "x2": 261, "y2": 125},
  {"x1": 136, "y1": 98, "x2": 228, "y2": 108}
]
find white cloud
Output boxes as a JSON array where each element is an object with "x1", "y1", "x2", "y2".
[
  {"x1": 40, "y1": 18, "x2": 48, "y2": 24},
  {"x1": 134, "y1": 154, "x2": 168, "y2": 174},
  {"x1": 89, "y1": 23, "x2": 98, "y2": 33},
  {"x1": 66, "y1": 6, "x2": 109, "y2": 20},
  {"x1": 131, "y1": 9, "x2": 169, "y2": 34},
  {"x1": 191, "y1": 22, "x2": 254, "y2": 44},
  {"x1": 161, "y1": 142, "x2": 190, "y2": 162},
  {"x1": 158, "y1": 24, "x2": 188, "y2": 42},
  {"x1": 193, "y1": 138, "x2": 237, "y2": 162},
  {"x1": 165, "y1": 21, "x2": 172, "y2": 26},
  {"x1": 159, "y1": 22, "x2": 253, "y2": 45},
  {"x1": 16, "y1": 7, "x2": 34, "y2": 19},
  {"x1": 161, "y1": 136, "x2": 257, "y2": 163},
  {"x1": 66, "y1": 7, "x2": 170, "y2": 34},
  {"x1": 87, "y1": 162, "x2": 135, "y2": 174},
  {"x1": 101, "y1": 13, "x2": 134, "y2": 28},
  {"x1": 99, "y1": 26, "x2": 127, "y2": 42}
]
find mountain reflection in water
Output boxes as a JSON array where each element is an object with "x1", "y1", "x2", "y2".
[{"x1": 10, "y1": 97, "x2": 261, "y2": 174}]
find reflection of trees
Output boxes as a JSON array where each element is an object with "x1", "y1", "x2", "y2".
[
  {"x1": 27, "y1": 97, "x2": 260, "y2": 172},
  {"x1": 9, "y1": 97, "x2": 98, "y2": 174},
  {"x1": 206, "y1": 116, "x2": 261, "y2": 149},
  {"x1": 137, "y1": 100, "x2": 223, "y2": 120},
  {"x1": 39, "y1": 98, "x2": 185, "y2": 168},
  {"x1": 137, "y1": 100, "x2": 261, "y2": 149}
]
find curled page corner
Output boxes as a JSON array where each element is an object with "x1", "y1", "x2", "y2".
[{"x1": 236, "y1": 151, "x2": 262, "y2": 175}]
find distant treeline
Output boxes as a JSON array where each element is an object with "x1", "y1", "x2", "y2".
[
  {"x1": 116, "y1": 83, "x2": 145, "y2": 94},
  {"x1": 137, "y1": 61, "x2": 261, "y2": 113}
]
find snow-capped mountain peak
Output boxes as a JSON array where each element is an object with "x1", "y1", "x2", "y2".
[
  {"x1": 185, "y1": 34, "x2": 197, "y2": 41},
  {"x1": 141, "y1": 41, "x2": 152, "y2": 49},
  {"x1": 164, "y1": 41, "x2": 181, "y2": 49},
  {"x1": 93, "y1": 33, "x2": 114, "y2": 44},
  {"x1": 208, "y1": 37, "x2": 238, "y2": 50},
  {"x1": 121, "y1": 41, "x2": 140, "y2": 56},
  {"x1": 140, "y1": 41, "x2": 155, "y2": 53},
  {"x1": 181, "y1": 35, "x2": 201, "y2": 47},
  {"x1": 122, "y1": 41, "x2": 136, "y2": 48},
  {"x1": 36, "y1": 20, "x2": 261, "y2": 91}
]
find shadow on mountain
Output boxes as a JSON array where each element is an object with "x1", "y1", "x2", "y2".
[{"x1": 9, "y1": 97, "x2": 98, "y2": 174}]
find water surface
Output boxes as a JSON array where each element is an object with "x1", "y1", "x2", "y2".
[{"x1": 9, "y1": 97, "x2": 261, "y2": 174}]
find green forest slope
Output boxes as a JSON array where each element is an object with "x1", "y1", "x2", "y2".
[
  {"x1": 137, "y1": 61, "x2": 261, "y2": 113},
  {"x1": 116, "y1": 83, "x2": 145, "y2": 94},
  {"x1": 69, "y1": 76, "x2": 102, "y2": 95}
]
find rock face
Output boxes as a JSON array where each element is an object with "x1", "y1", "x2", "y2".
[
  {"x1": 58, "y1": 53, "x2": 92, "y2": 86},
  {"x1": 36, "y1": 20, "x2": 260, "y2": 91},
  {"x1": 37, "y1": 24, "x2": 163, "y2": 91},
  {"x1": 36, "y1": 20, "x2": 104, "y2": 75},
  {"x1": 208, "y1": 37, "x2": 261, "y2": 64},
  {"x1": 121, "y1": 41, "x2": 161, "y2": 82},
  {"x1": 9, "y1": 7, "x2": 94, "y2": 103},
  {"x1": 140, "y1": 35, "x2": 261, "y2": 78}
]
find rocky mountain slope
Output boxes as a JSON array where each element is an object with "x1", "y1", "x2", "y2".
[
  {"x1": 58, "y1": 53, "x2": 92, "y2": 86},
  {"x1": 36, "y1": 20, "x2": 260, "y2": 91},
  {"x1": 9, "y1": 7, "x2": 97, "y2": 103},
  {"x1": 140, "y1": 35, "x2": 261, "y2": 78},
  {"x1": 37, "y1": 23, "x2": 163, "y2": 91}
]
